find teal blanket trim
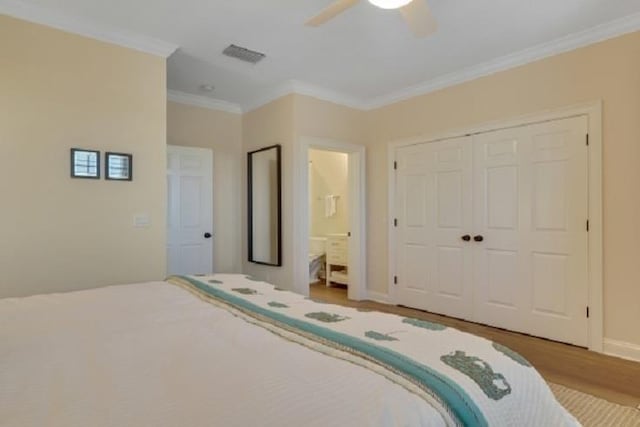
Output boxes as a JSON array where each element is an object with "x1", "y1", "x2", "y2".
[{"x1": 174, "y1": 275, "x2": 488, "y2": 427}]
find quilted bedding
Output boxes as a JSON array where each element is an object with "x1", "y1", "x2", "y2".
[{"x1": 0, "y1": 273, "x2": 579, "y2": 426}]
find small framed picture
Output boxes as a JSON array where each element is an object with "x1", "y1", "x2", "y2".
[
  {"x1": 105, "y1": 152, "x2": 133, "y2": 181},
  {"x1": 70, "y1": 148, "x2": 100, "y2": 179}
]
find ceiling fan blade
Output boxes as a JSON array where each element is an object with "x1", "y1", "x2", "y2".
[
  {"x1": 305, "y1": 0, "x2": 360, "y2": 27},
  {"x1": 399, "y1": 0, "x2": 437, "y2": 37}
]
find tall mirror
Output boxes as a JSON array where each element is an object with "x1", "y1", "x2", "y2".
[{"x1": 248, "y1": 145, "x2": 282, "y2": 266}]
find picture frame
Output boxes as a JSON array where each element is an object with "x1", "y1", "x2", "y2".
[
  {"x1": 70, "y1": 148, "x2": 100, "y2": 179},
  {"x1": 105, "y1": 152, "x2": 133, "y2": 181}
]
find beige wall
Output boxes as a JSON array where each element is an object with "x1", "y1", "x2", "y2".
[
  {"x1": 167, "y1": 101, "x2": 243, "y2": 273},
  {"x1": 241, "y1": 95, "x2": 296, "y2": 286},
  {"x1": 309, "y1": 149, "x2": 349, "y2": 237},
  {"x1": 9, "y1": 11, "x2": 636, "y2": 348},
  {"x1": 366, "y1": 31, "x2": 640, "y2": 347},
  {"x1": 0, "y1": 16, "x2": 167, "y2": 297},
  {"x1": 294, "y1": 95, "x2": 368, "y2": 144},
  {"x1": 241, "y1": 94, "x2": 366, "y2": 289}
]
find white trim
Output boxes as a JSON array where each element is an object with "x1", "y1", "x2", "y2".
[
  {"x1": 0, "y1": 0, "x2": 178, "y2": 57},
  {"x1": 243, "y1": 80, "x2": 368, "y2": 113},
  {"x1": 168, "y1": 90, "x2": 242, "y2": 114},
  {"x1": 387, "y1": 101, "x2": 604, "y2": 353},
  {"x1": 294, "y1": 137, "x2": 367, "y2": 301},
  {"x1": 288, "y1": 80, "x2": 368, "y2": 111},
  {"x1": 603, "y1": 338, "x2": 640, "y2": 362},
  {"x1": 366, "y1": 291, "x2": 389, "y2": 304},
  {"x1": 4, "y1": 0, "x2": 639, "y2": 108},
  {"x1": 242, "y1": 13, "x2": 640, "y2": 113},
  {"x1": 242, "y1": 82, "x2": 296, "y2": 113},
  {"x1": 387, "y1": 142, "x2": 399, "y2": 310},
  {"x1": 365, "y1": 12, "x2": 640, "y2": 109}
]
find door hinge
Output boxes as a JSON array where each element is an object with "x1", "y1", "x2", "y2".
[
  {"x1": 393, "y1": 161, "x2": 398, "y2": 170},
  {"x1": 586, "y1": 220, "x2": 590, "y2": 232},
  {"x1": 394, "y1": 275, "x2": 398, "y2": 285},
  {"x1": 586, "y1": 306, "x2": 590, "y2": 318},
  {"x1": 394, "y1": 218, "x2": 398, "y2": 227},
  {"x1": 586, "y1": 134, "x2": 589, "y2": 146}
]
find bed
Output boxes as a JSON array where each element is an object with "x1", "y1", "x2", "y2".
[{"x1": 0, "y1": 274, "x2": 579, "y2": 426}]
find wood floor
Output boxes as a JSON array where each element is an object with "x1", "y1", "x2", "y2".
[{"x1": 310, "y1": 282, "x2": 640, "y2": 408}]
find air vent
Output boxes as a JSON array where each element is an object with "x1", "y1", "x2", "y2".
[{"x1": 222, "y1": 44, "x2": 266, "y2": 64}]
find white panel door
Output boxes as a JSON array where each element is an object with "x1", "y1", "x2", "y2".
[
  {"x1": 526, "y1": 117, "x2": 589, "y2": 345},
  {"x1": 395, "y1": 137, "x2": 474, "y2": 320},
  {"x1": 394, "y1": 116, "x2": 589, "y2": 346},
  {"x1": 167, "y1": 146, "x2": 213, "y2": 276},
  {"x1": 473, "y1": 116, "x2": 589, "y2": 346},
  {"x1": 472, "y1": 126, "x2": 531, "y2": 334}
]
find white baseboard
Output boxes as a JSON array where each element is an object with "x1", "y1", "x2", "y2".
[
  {"x1": 366, "y1": 290, "x2": 389, "y2": 304},
  {"x1": 603, "y1": 338, "x2": 640, "y2": 362}
]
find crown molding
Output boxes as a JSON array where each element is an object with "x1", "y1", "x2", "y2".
[
  {"x1": 363, "y1": 11, "x2": 640, "y2": 109},
  {"x1": 167, "y1": 90, "x2": 242, "y2": 114},
  {"x1": 243, "y1": 80, "x2": 369, "y2": 113},
  {"x1": 244, "y1": 12, "x2": 640, "y2": 112},
  {"x1": 288, "y1": 80, "x2": 369, "y2": 110},
  {"x1": 0, "y1": 0, "x2": 178, "y2": 57},
  {"x1": 241, "y1": 81, "x2": 297, "y2": 113},
  {"x1": 9, "y1": 0, "x2": 636, "y2": 112}
]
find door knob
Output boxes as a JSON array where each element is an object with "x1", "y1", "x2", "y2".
[
  {"x1": 204, "y1": 232, "x2": 212, "y2": 239},
  {"x1": 461, "y1": 235, "x2": 471, "y2": 242},
  {"x1": 473, "y1": 235, "x2": 484, "y2": 242}
]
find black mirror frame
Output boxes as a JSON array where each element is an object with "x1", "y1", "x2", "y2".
[{"x1": 247, "y1": 144, "x2": 282, "y2": 267}]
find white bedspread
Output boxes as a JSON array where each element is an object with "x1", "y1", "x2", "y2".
[{"x1": 1, "y1": 281, "x2": 446, "y2": 427}]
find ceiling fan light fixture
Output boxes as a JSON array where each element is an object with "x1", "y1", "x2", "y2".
[{"x1": 367, "y1": 0, "x2": 413, "y2": 10}]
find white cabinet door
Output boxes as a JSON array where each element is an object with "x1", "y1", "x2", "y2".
[
  {"x1": 395, "y1": 136, "x2": 474, "y2": 320},
  {"x1": 394, "y1": 116, "x2": 589, "y2": 346},
  {"x1": 167, "y1": 146, "x2": 214, "y2": 276}
]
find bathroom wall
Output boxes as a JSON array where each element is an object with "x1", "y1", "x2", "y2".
[{"x1": 309, "y1": 149, "x2": 349, "y2": 238}]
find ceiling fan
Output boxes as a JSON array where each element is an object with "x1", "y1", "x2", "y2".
[{"x1": 305, "y1": 0, "x2": 437, "y2": 37}]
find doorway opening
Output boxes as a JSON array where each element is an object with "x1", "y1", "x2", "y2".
[
  {"x1": 294, "y1": 138, "x2": 366, "y2": 301},
  {"x1": 308, "y1": 149, "x2": 349, "y2": 289}
]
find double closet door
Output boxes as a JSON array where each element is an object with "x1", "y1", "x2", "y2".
[{"x1": 394, "y1": 116, "x2": 589, "y2": 346}]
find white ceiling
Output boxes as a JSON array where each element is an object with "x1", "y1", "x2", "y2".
[{"x1": 5, "y1": 0, "x2": 640, "y2": 111}]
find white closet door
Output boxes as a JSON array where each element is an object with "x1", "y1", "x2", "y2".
[
  {"x1": 395, "y1": 137, "x2": 474, "y2": 320},
  {"x1": 472, "y1": 126, "x2": 530, "y2": 334},
  {"x1": 472, "y1": 116, "x2": 589, "y2": 346},
  {"x1": 394, "y1": 115, "x2": 589, "y2": 346},
  {"x1": 526, "y1": 117, "x2": 589, "y2": 346}
]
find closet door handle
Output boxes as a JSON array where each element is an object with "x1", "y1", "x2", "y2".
[
  {"x1": 461, "y1": 235, "x2": 471, "y2": 242},
  {"x1": 473, "y1": 235, "x2": 484, "y2": 242}
]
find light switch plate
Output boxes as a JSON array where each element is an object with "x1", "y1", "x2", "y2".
[{"x1": 133, "y1": 213, "x2": 151, "y2": 227}]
